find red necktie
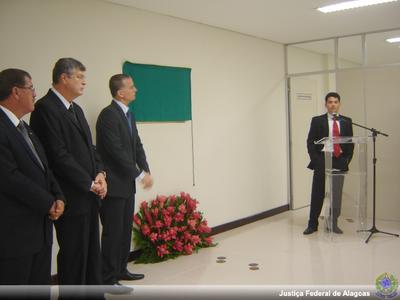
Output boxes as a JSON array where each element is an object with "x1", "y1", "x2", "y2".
[{"x1": 333, "y1": 119, "x2": 341, "y2": 158}]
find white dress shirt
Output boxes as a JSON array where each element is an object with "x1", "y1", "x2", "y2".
[
  {"x1": 51, "y1": 87, "x2": 73, "y2": 109},
  {"x1": 0, "y1": 104, "x2": 20, "y2": 127}
]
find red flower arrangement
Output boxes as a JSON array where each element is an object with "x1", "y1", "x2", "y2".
[{"x1": 133, "y1": 192, "x2": 215, "y2": 263}]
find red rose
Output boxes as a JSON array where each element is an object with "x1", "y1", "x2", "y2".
[
  {"x1": 164, "y1": 216, "x2": 172, "y2": 228},
  {"x1": 192, "y1": 212, "x2": 201, "y2": 220},
  {"x1": 141, "y1": 224, "x2": 151, "y2": 236},
  {"x1": 154, "y1": 220, "x2": 163, "y2": 229},
  {"x1": 178, "y1": 204, "x2": 186, "y2": 214},
  {"x1": 183, "y1": 231, "x2": 192, "y2": 242},
  {"x1": 157, "y1": 195, "x2": 167, "y2": 208},
  {"x1": 145, "y1": 211, "x2": 153, "y2": 225},
  {"x1": 191, "y1": 235, "x2": 201, "y2": 246},
  {"x1": 169, "y1": 195, "x2": 176, "y2": 205},
  {"x1": 172, "y1": 240, "x2": 183, "y2": 252},
  {"x1": 187, "y1": 219, "x2": 197, "y2": 230},
  {"x1": 169, "y1": 228, "x2": 177, "y2": 239},
  {"x1": 174, "y1": 213, "x2": 184, "y2": 222},
  {"x1": 164, "y1": 232, "x2": 173, "y2": 241},
  {"x1": 149, "y1": 232, "x2": 158, "y2": 242},
  {"x1": 178, "y1": 226, "x2": 187, "y2": 232},
  {"x1": 157, "y1": 244, "x2": 170, "y2": 258},
  {"x1": 198, "y1": 222, "x2": 211, "y2": 234},
  {"x1": 203, "y1": 237, "x2": 213, "y2": 245},
  {"x1": 134, "y1": 214, "x2": 141, "y2": 226},
  {"x1": 140, "y1": 201, "x2": 148, "y2": 210},
  {"x1": 183, "y1": 243, "x2": 193, "y2": 255},
  {"x1": 152, "y1": 207, "x2": 159, "y2": 218},
  {"x1": 187, "y1": 198, "x2": 197, "y2": 212}
]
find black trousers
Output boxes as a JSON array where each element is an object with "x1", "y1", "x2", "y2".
[
  {"x1": 0, "y1": 244, "x2": 51, "y2": 284},
  {"x1": 99, "y1": 192, "x2": 135, "y2": 284},
  {"x1": 0, "y1": 245, "x2": 51, "y2": 299},
  {"x1": 55, "y1": 202, "x2": 104, "y2": 299},
  {"x1": 308, "y1": 167, "x2": 345, "y2": 228}
]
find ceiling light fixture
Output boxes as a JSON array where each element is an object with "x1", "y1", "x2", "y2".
[
  {"x1": 317, "y1": 0, "x2": 398, "y2": 13},
  {"x1": 386, "y1": 37, "x2": 400, "y2": 43}
]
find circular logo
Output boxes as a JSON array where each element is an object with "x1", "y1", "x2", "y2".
[{"x1": 376, "y1": 273, "x2": 398, "y2": 299}]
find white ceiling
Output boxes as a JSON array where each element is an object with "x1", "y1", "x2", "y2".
[{"x1": 106, "y1": 0, "x2": 400, "y2": 44}]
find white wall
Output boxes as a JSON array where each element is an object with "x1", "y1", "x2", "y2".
[
  {"x1": 0, "y1": 0, "x2": 288, "y2": 225},
  {"x1": 337, "y1": 66, "x2": 400, "y2": 222},
  {"x1": 288, "y1": 46, "x2": 334, "y2": 209}
]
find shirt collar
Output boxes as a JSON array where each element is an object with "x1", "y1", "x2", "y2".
[
  {"x1": 327, "y1": 113, "x2": 340, "y2": 120},
  {"x1": 51, "y1": 87, "x2": 73, "y2": 110},
  {"x1": 0, "y1": 105, "x2": 21, "y2": 127},
  {"x1": 113, "y1": 99, "x2": 129, "y2": 114}
]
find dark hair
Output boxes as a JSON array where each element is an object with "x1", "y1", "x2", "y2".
[
  {"x1": 52, "y1": 58, "x2": 86, "y2": 84},
  {"x1": 0, "y1": 68, "x2": 31, "y2": 101},
  {"x1": 325, "y1": 92, "x2": 341, "y2": 102},
  {"x1": 109, "y1": 74, "x2": 131, "y2": 97}
]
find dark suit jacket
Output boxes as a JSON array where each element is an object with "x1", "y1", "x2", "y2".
[
  {"x1": 0, "y1": 110, "x2": 65, "y2": 259},
  {"x1": 307, "y1": 113, "x2": 354, "y2": 171},
  {"x1": 96, "y1": 101, "x2": 149, "y2": 198},
  {"x1": 30, "y1": 89, "x2": 103, "y2": 216}
]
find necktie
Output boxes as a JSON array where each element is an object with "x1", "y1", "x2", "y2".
[
  {"x1": 333, "y1": 119, "x2": 341, "y2": 158},
  {"x1": 68, "y1": 104, "x2": 78, "y2": 123},
  {"x1": 126, "y1": 111, "x2": 133, "y2": 135},
  {"x1": 17, "y1": 121, "x2": 44, "y2": 170}
]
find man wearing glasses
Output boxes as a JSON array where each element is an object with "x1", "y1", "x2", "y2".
[
  {"x1": 0, "y1": 68, "x2": 65, "y2": 289},
  {"x1": 30, "y1": 58, "x2": 107, "y2": 298}
]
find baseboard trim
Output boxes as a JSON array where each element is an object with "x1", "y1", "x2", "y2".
[
  {"x1": 210, "y1": 204, "x2": 289, "y2": 235},
  {"x1": 128, "y1": 204, "x2": 289, "y2": 262}
]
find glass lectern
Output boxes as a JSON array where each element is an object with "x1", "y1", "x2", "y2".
[{"x1": 315, "y1": 136, "x2": 371, "y2": 238}]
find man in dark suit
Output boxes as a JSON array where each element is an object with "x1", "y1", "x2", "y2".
[
  {"x1": 96, "y1": 74, "x2": 153, "y2": 287},
  {"x1": 30, "y1": 59, "x2": 107, "y2": 296},
  {"x1": 304, "y1": 92, "x2": 354, "y2": 235},
  {"x1": 0, "y1": 68, "x2": 65, "y2": 288}
]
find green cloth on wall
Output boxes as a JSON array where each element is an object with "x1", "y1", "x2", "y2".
[{"x1": 123, "y1": 61, "x2": 192, "y2": 122}]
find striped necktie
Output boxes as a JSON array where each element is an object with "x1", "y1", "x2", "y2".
[
  {"x1": 17, "y1": 121, "x2": 44, "y2": 170},
  {"x1": 126, "y1": 111, "x2": 133, "y2": 135},
  {"x1": 68, "y1": 103, "x2": 78, "y2": 123}
]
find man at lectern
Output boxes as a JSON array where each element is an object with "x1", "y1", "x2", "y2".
[{"x1": 303, "y1": 92, "x2": 354, "y2": 235}]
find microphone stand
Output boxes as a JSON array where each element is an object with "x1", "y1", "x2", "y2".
[{"x1": 345, "y1": 119, "x2": 399, "y2": 243}]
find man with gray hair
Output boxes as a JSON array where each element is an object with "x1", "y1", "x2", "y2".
[{"x1": 30, "y1": 58, "x2": 106, "y2": 296}]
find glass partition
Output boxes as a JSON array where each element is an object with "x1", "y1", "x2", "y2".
[
  {"x1": 338, "y1": 35, "x2": 363, "y2": 68},
  {"x1": 366, "y1": 29, "x2": 400, "y2": 66},
  {"x1": 287, "y1": 39, "x2": 335, "y2": 74}
]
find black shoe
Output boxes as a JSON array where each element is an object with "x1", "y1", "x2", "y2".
[
  {"x1": 119, "y1": 270, "x2": 145, "y2": 281},
  {"x1": 332, "y1": 226, "x2": 343, "y2": 234},
  {"x1": 303, "y1": 227, "x2": 318, "y2": 235},
  {"x1": 106, "y1": 282, "x2": 134, "y2": 295}
]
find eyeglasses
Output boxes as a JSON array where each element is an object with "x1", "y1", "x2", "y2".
[
  {"x1": 16, "y1": 85, "x2": 35, "y2": 92},
  {"x1": 68, "y1": 74, "x2": 86, "y2": 81}
]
